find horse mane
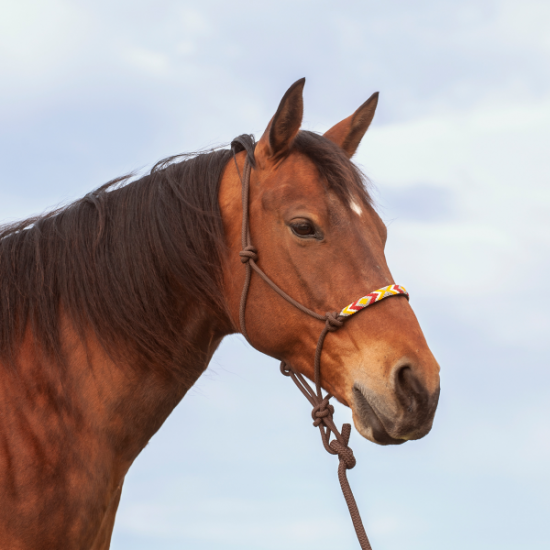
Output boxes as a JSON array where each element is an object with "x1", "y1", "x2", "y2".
[{"x1": 0, "y1": 131, "x2": 370, "y2": 379}]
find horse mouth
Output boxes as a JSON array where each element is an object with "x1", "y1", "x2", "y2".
[{"x1": 352, "y1": 385, "x2": 406, "y2": 446}]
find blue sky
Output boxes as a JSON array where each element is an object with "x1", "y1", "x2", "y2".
[{"x1": 1, "y1": 1, "x2": 549, "y2": 549}]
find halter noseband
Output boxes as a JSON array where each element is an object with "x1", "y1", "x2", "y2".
[{"x1": 235, "y1": 153, "x2": 408, "y2": 550}]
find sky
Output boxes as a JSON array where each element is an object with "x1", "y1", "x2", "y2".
[{"x1": 1, "y1": 1, "x2": 549, "y2": 549}]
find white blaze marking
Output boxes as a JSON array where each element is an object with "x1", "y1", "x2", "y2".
[{"x1": 350, "y1": 199, "x2": 363, "y2": 216}]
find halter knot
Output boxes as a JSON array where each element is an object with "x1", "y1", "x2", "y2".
[
  {"x1": 325, "y1": 312, "x2": 344, "y2": 332},
  {"x1": 239, "y1": 246, "x2": 258, "y2": 263},
  {"x1": 329, "y1": 439, "x2": 356, "y2": 470},
  {"x1": 279, "y1": 361, "x2": 293, "y2": 377},
  {"x1": 311, "y1": 396, "x2": 335, "y2": 427}
]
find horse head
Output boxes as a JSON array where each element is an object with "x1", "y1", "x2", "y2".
[{"x1": 220, "y1": 79, "x2": 440, "y2": 445}]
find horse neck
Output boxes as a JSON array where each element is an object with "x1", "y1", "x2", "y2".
[
  {"x1": 79, "y1": 309, "x2": 226, "y2": 465},
  {"x1": 15, "y1": 307, "x2": 225, "y2": 467}
]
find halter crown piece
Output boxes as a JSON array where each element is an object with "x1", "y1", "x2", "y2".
[{"x1": 233, "y1": 145, "x2": 409, "y2": 550}]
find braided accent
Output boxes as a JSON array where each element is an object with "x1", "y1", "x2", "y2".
[{"x1": 340, "y1": 284, "x2": 409, "y2": 317}]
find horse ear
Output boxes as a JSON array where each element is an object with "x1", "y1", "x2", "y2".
[
  {"x1": 324, "y1": 92, "x2": 379, "y2": 158},
  {"x1": 256, "y1": 78, "x2": 305, "y2": 164}
]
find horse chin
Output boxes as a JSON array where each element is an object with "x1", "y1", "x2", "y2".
[
  {"x1": 352, "y1": 404, "x2": 407, "y2": 445},
  {"x1": 351, "y1": 384, "x2": 407, "y2": 446}
]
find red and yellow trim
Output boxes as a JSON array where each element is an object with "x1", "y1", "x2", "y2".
[{"x1": 339, "y1": 284, "x2": 409, "y2": 318}]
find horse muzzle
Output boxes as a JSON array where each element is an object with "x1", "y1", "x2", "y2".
[{"x1": 351, "y1": 365, "x2": 440, "y2": 445}]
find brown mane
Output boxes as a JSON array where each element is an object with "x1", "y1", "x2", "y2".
[{"x1": 0, "y1": 131, "x2": 370, "y2": 379}]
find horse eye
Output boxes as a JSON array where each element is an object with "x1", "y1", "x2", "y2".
[{"x1": 290, "y1": 221, "x2": 316, "y2": 237}]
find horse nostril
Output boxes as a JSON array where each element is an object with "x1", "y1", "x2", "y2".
[{"x1": 393, "y1": 365, "x2": 428, "y2": 414}]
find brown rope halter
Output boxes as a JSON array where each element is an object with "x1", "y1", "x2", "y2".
[{"x1": 233, "y1": 143, "x2": 394, "y2": 549}]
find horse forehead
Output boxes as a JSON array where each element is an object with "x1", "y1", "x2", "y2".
[
  {"x1": 258, "y1": 163, "x2": 328, "y2": 208},
  {"x1": 257, "y1": 154, "x2": 372, "y2": 223},
  {"x1": 259, "y1": 178, "x2": 343, "y2": 217},
  {"x1": 263, "y1": 154, "x2": 320, "y2": 189}
]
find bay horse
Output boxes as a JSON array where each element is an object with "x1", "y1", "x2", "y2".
[{"x1": 0, "y1": 78, "x2": 440, "y2": 549}]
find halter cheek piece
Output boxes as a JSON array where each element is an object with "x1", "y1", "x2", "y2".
[{"x1": 233, "y1": 147, "x2": 408, "y2": 550}]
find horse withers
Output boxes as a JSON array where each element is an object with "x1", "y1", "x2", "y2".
[{"x1": 0, "y1": 79, "x2": 440, "y2": 548}]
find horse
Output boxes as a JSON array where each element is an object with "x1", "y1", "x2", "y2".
[{"x1": 0, "y1": 78, "x2": 440, "y2": 549}]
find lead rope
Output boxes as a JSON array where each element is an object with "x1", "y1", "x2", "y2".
[{"x1": 234, "y1": 150, "x2": 373, "y2": 550}]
